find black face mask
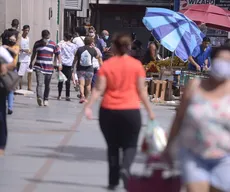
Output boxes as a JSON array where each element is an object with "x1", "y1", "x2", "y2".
[{"x1": 8, "y1": 40, "x2": 16, "y2": 46}]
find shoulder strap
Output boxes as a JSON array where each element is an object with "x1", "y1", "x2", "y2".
[{"x1": 80, "y1": 36, "x2": 85, "y2": 45}]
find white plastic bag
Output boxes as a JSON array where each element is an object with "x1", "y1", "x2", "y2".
[
  {"x1": 57, "y1": 71, "x2": 67, "y2": 82},
  {"x1": 142, "y1": 120, "x2": 167, "y2": 155}
]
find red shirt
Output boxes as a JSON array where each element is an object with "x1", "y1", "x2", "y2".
[{"x1": 98, "y1": 55, "x2": 146, "y2": 110}]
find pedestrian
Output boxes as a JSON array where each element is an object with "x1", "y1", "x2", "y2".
[
  {"x1": 101, "y1": 30, "x2": 114, "y2": 61},
  {"x1": 162, "y1": 45, "x2": 230, "y2": 192},
  {"x1": 57, "y1": 32, "x2": 77, "y2": 101},
  {"x1": 188, "y1": 37, "x2": 211, "y2": 71},
  {"x1": 3, "y1": 34, "x2": 20, "y2": 114},
  {"x1": 84, "y1": 32, "x2": 154, "y2": 190},
  {"x1": 91, "y1": 41, "x2": 103, "y2": 89},
  {"x1": 72, "y1": 27, "x2": 87, "y2": 48},
  {"x1": 1, "y1": 19, "x2": 20, "y2": 46},
  {"x1": 0, "y1": 46, "x2": 14, "y2": 155},
  {"x1": 29, "y1": 30, "x2": 62, "y2": 106},
  {"x1": 18, "y1": 25, "x2": 33, "y2": 91},
  {"x1": 72, "y1": 36, "x2": 99, "y2": 104},
  {"x1": 88, "y1": 26, "x2": 106, "y2": 54}
]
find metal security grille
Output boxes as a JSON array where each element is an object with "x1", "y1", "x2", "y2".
[{"x1": 65, "y1": 0, "x2": 83, "y2": 10}]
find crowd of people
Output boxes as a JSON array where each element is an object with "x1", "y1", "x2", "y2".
[{"x1": 1, "y1": 18, "x2": 230, "y2": 192}]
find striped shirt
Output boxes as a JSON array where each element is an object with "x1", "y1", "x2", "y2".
[{"x1": 33, "y1": 39, "x2": 60, "y2": 74}]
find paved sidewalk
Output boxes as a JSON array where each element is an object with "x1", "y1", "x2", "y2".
[{"x1": 0, "y1": 80, "x2": 176, "y2": 192}]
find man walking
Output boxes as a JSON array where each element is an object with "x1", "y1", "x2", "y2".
[
  {"x1": 29, "y1": 30, "x2": 62, "y2": 106},
  {"x1": 18, "y1": 25, "x2": 33, "y2": 90}
]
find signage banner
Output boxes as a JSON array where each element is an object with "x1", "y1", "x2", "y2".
[{"x1": 180, "y1": 0, "x2": 230, "y2": 10}]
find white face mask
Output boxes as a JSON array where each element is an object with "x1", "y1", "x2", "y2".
[
  {"x1": 89, "y1": 32, "x2": 95, "y2": 38},
  {"x1": 43, "y1": 38, "x2": 50, "y2": 43},
  {"x1": 210, "y1": 58, "x2": 230, "y2": 80}
]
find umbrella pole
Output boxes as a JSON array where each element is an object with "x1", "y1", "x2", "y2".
[{"x1": 170, "y1": 52, "x2": 175, "y2": 68}]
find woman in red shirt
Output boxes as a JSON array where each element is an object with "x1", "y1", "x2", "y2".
[{"x1": 85, "y1": 32, "x2": 154, "y2": 190}]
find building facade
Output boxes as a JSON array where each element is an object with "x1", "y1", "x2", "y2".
[{"x1": 0, "y1": 0, "x2": 60, "y2": 46}]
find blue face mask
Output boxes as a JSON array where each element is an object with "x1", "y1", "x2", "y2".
[{"x1": 104, "y1": 35, "x2": 109, "y2": 40}]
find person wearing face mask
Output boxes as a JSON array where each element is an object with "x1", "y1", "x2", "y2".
[
  {"x1": 3, "y1": 35, "x2": 20, "y2": 115},
  {"x1": 88, "y1": 27, "x2": 106, "y2": 54},
  {"x1": 29, "y1": 30, "x2": 62, "y2": 107},
  {"x1": 101, "y1": 30, "x2": 111, "y2": 47},
  {"x1": 162, "y1": 46, "x2": 230, "y2": 192}
]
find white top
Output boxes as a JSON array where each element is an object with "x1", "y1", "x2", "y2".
[
  {"x1": 72, "y1": 36, "x2": 85, "y2": 49},
  {"x1": 0, "y1": 46, "x2": 13, "y2": 64},
  {"x1": 19, "y1": 36, "x2": 31, "y2": 62},
  {"x1": 92, "y1": 47, "x2": 102, "y2": 69},
  {"x1": 58, "y1": 40, "x2": 78, "y2": 66}
]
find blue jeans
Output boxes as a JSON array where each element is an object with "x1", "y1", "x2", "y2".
[{"x1": 7, "y1": 91, "x2": 14, "y2": 110}]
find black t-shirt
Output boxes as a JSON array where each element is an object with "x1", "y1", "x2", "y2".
[{"x1": 76, "y1": 45, "x2": 97, "y2": 72}]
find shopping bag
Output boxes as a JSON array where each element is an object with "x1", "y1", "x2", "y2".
[
  {"x1": 141, "y1": 120, "x2": 167, "y2": 155},
  {"x1": 57, "y1": 71, "x2": 67, "y2": 82},
  {"x1": 128, "y1": 157, "x2": 181, "y2": 192}
]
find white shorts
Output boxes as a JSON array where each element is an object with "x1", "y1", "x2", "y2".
[{"x1": 18, "y1": 62, "x2": 32, "y2": 76}]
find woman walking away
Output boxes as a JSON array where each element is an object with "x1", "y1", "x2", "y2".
[
  {"x1": 163, "y1": 45, "x2": 230, "y2": 192},
  {"x1": 72, "y1": 36, "x2": 99, "y2": 104},
  {"x1": 58, "y1": 33, "x2": 77, "y2": 101},
  {"x1": 85, "y1": 32, "x2": 154, "y2": 190}
]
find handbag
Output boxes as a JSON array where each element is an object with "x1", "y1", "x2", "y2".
[{"x1": 0, "y1": 71, "x2": 20, "y2": 91}]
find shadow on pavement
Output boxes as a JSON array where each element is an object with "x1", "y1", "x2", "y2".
[{"x1": 13, "y1": 145, "x2": 145, "y2": 164}]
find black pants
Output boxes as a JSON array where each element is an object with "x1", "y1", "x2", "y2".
[
  {"x1": 58, "y1": 65, "x2": 72, "y2": 97},
  {"x1": 99, "y1": 107, "x2": 141, "y2": 186},
  {"x1": 0, "y1": 88, "x2": 7, "y2": 149}
]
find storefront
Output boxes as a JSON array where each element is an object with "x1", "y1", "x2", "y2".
[{"x1": 89, "y1": 0, "x2": 172, "y2": 48}]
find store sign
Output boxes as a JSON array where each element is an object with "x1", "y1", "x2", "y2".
[{"x1": 180, "y1": 0, "x2": 230, "y2": 10}]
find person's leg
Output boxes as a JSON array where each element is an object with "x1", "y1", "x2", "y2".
[
  {"x1": 91, "y1": 68, "x2": 98, "y2": 89},
  {"x1": 119, "y1": 109, "x2": 141, "y2": 189},
  {"x1": 64, "y1": 66, "x2": 72, "y2": 100},
  {"x1": 179, "y1": 149, "x2": 210, "y2": 192},
  {"x1": 58, "y1": 81, "x2": 63, "y2": 99},
  {"x1": 44, "y1": 73, "x2": 52, "y2": 105},
  {"x1": 77, "y1": 71, "x2": 86, "y2": 103},
  {"x1": 85, "y1": 72, "x2": 94, "y2": 99},
  {"x1": 0, "y1": 89, "x2": 7, "y2": 154},
  {"x1": 27, "y1": 72, "x2": 32, "y2": 91},
  {"x1": 35, "y1": 70, "x2": 44, "y2": 106},
  {"x1": 18, "y1": 62, "x2": 27, "y2": 89},
  {"x1": 99, "y1": 108, "x2": 120, "y2": 188},
  {"x1": 7, "y1": 91, "x2": 14, "y2": 114}
]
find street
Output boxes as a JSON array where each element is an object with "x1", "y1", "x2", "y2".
[{"x1": 0, "y1": 81, "x2": 176, "y2": 192}]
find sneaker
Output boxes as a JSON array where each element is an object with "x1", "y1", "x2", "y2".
[
  {"x1": 66, "y1": 97, "x2": 71, "y2": 101},
  {"x1": 57, "y1": 96, "x2": 61, "y2": 100},
  {"x1": 44, "y1": 100, "x2": 49, "y2": 106},
  {"x1": 37, "y1": 98, "x2": 43, "y2": 106},
  {"x1": 107, "y1": 185, "x2": 118, "y2": 191},
  {"x1": 8, "y1": 109, "x2": 13, "y2": 115}
]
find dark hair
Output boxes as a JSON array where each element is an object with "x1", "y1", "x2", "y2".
[
  {"x1": 22, "y1": 25, "x2": 30, "y2": 30},
  {"x1": 203, "y1": 37, "x2": 211, "y2": 43},
  {"x1": 76, "y1": 27, "x2": 86, "y2": 36},
  {"x1": 64, "y1": 32, "x2": 72, "y2": 41},
  {"x1": 11, "y1": 19, "x2": 19, "y2": 27},
  {"x1": 42, "y1": 30, "x2": 50, "y2": 38},
  {"x1": 211, "y1": 46, "x2": 230, "y2": 59},
  {"x1": 112, "y1": 32, "x2": 132, "y2": 55},
  {"x1": 149, "y1": 35, "x2": 159, "y2": 49},
  {"x1": 84, "y1": 36, "x2": 94, "y2": 45},
  {"x1": 224, "y1": 39, "x2": 230, "y2": 47}
]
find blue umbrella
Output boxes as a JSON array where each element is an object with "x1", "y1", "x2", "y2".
[{"x1": 143, "y1": 8, "x2": 205, "y2": 61}]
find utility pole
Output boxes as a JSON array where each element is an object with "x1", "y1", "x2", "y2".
[{"x1": 95, "y1": 0, "x2": 99, "y2": 31}]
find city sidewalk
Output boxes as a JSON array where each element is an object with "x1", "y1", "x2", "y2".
[{"x1": 0, "y1": 79, "x2": 176, "y2": 192}]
